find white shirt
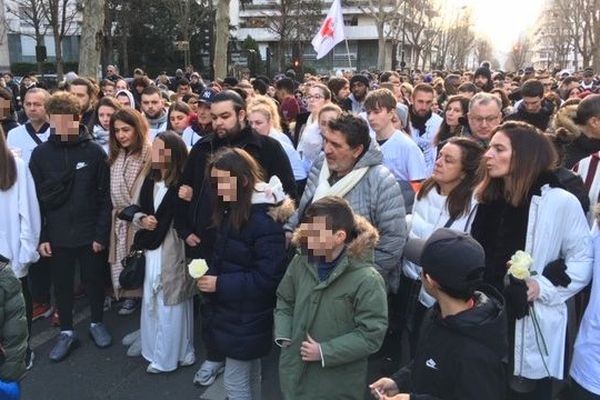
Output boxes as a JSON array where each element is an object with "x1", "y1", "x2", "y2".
[
  {"x1": 296, "y1": 119, "x2": 323, "y2": 174},
  {"x1": 269, "y1": 129, "x2": 307, "y2": 181},
  {"x1": 379, "y1": 130, "x2": 427, "y2": 182},
  {"x1": 7, "y1": 122, "x2": 51, "y2": 164},
  {"x1": 0, "y1": 157, "x2": 41, "y2": 278},
  {"x1": 182, "y1": 126, "x2": 202, "y2": 149},
  {"x1": 408, "y1": 112, "x2": 443, "y2": 175}
]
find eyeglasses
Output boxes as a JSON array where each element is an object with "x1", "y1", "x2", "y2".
[
  {"x1": 469, "y1": 114, "x2": 500, "y2": 124},
  {"x1": 306, "y1": 95, "x2": 325, "y2": 101}
]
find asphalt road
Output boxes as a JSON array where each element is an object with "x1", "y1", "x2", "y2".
[{"x1": 20, "y1": 298, "x2": 388, "y2": 400}]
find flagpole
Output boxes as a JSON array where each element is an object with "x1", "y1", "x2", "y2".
[{"x1": 344, "y1": 39, "x2": 352, "y2": 70}]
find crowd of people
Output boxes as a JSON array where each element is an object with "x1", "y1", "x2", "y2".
[{"x1": 0, "y1": 61, "x2": 600, "y2": 400}]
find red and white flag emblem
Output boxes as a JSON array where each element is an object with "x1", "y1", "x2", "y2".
[{"x1": 311, "y1": 0, "x2": 346, "y2": 59}]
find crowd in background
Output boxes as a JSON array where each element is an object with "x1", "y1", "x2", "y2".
[{"x1": 0, "y1": 61, "x2": 600, "y2": 400}]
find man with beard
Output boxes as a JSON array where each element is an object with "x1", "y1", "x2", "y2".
[
  {"x1": 342, "y1": 74, "x2": 370, "y2": 114},
  {"x1": 68, "y1": 78, "x2": 97, "y2": 134},
  {"x1": 175, "y1": 90, "x2": 296, "y2": 388},
  {"x1": 474, "y1": 66, "x2": 494, "y2": 93},
  {"x1": 408, "y1": 84, "x2": 443, "y2": 174},
  {"x1": 140, "y1": 86, "x2": 168, "y2": 140}
]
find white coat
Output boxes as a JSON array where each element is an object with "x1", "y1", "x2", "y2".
[
  {"x1": 514, "y1": 185, "x2": 593, "y2": 380},
  {"x1": 0, "y1": 157, "x2": 41, "y2": 278},
  {"x1": 403, "y1": 188, "x2": 477, "y2": 306}
]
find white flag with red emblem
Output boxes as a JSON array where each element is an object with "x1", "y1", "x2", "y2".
[{"x1": 311, "y1": 0, "x2": 346, "y2": 60}]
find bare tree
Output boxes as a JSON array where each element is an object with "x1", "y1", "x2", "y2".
[
  {"x1": 446, "y1": 11, "x2": 476, "y2": 70},
  {"x1": 214, "y1": 0, "x2": 230, "y2": 79},
  {"x1": 358, "y1": 0, "x2": 404, "y2": 70},
  {"x1": 400, "y1": 0, "x2": 439, "y2": 70},
  {"x1": 474, "y1": 37, "x2": 494, "y2": 66},
  {"x1": 507, "y1": 36, "x2": 531, "y2": 71},
  {"x1": 39, "y1": 0, "x2": 79, "y2": 80},
  {"x1": 6, "y1": 0, "x2": 49, "y2": 73},
  {"x1": 78, "y1": 0, "x2": 104, "y2": 78}
]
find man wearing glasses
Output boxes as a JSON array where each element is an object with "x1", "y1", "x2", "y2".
[{"x1": 466, "y1": 93, "x2": 503, "y2": 146}]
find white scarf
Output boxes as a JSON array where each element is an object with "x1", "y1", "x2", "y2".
[{"x1": 312, "y1": 161, "x2": 369, "y2": 201}]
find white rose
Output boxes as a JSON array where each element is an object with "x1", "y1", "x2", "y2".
[
  {"x1": 188, "y1": 258, "x2": 209, "y2": 279},
  {"x1": 508, "y1": 250, "x2": 533, "y2": 280}
]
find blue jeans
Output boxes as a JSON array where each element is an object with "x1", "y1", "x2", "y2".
[{"x1": 223, "y1": 357, "x2": 261, "y2": 400}]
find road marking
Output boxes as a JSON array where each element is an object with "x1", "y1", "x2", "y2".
[{"x1": 30, "y1": 308, "x2": 91, "y2": 350}]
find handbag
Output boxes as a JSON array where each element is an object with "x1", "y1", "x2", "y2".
[{"x1": 119, "y1": 248, "x2": 145, "y2": 290}]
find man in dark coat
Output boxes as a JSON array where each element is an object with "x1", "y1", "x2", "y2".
[{"x1": 29, "y1": 92, "x2": 112, "y2": 363}]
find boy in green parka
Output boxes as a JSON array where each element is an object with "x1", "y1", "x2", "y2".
[
  {"x1": 0, "y1": 255, "x2": 28, "y2": 384},
  {"x1": 274, "y1": 196, "x2": 388, "y2": 400}
]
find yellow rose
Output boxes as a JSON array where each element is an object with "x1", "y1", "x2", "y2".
[
  {"x1": 188, "y1": 258, "x2": 209, "y2": 279},
  {"x1": 508, "y1": 250, "x2": 533, "y2": 280}
]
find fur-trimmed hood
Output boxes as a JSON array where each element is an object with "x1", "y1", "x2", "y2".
[
  {"x1": 291, "y1": 214, "x2": 379, "y2": 258},
  {"x1": 552, "y1": 104, "x2": 581, "y2": 139},
  {"x1": 266, "y1": 197, "x2": 296, "y2": 223}
]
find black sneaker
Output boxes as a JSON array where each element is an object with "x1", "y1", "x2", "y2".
[
  {"x1": 118, "y1": 299, "x2": 139, "y2": 316},
  {"x1": 49, "y1": 332, "x2": 80, "y2": 362}
]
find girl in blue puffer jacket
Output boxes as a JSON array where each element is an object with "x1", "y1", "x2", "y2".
[{"x1": 196, "y1": 147, "x2": 294, "y2": 400}]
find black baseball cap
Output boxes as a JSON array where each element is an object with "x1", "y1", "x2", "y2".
[{"x1": 404, "y1": 228, "x2": 485, "y2": 291}]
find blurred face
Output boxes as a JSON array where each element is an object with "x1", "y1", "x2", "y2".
[
  {"x1": 581, "y1": 116, "x2": 600, "y2": 139},
  {"x1": 115, "y1": 80, "x2": 128, "y2": 91},
  {"x1": 97, "y1": 105, "x2": 115, "y2": 130},
  {"x1": 300, "y1": 216, "x2": 345, "y2": 259},
  {"x1": 0, "y1": 98, "x2": 11, "y2": 119},
  {"x1": 141, "y1": 93, "x2": 163, "y2": 118},
  {"x1": 197, "y1": 103, "x2": 212, "y2": 125},
  {"x1": 541, "y1": 78, "x2": 553, "y2": 94},
  {"x1": 323, "y1": 129, "x2": 363, "y2": 176},
  {"x1": 267, "y1": 86, "x2": 276, "y2": 98},
  {"x1": 169, "y1": 110, "x2": 189, "y2": 133},
  {"x1": 116, "y1": 94, "x2": 131, "y2": 108},
  {"x1": 151, "y1": 138, "x2": 171, "y2": 169},
  {"x1": 474, "y1": 75, "x2": 488, "y2": 89},
  {"x1": 113, "y1": 119, "x2": 137, "y2": 150},
  {"x1": 24, "y1": 92, "x2": 48, "y2": 123},
  {"x1": 366, "y1": 106, "x2": 394, "y2": 133},
  {"x1": 522, "y1": 96, "x2": 543, "y2": 113},
  {"x1": 102, "y1": 84, "x2": 115, "y2": 97},
  {"x1": 248, "y1": 111, "x2": 271, "y2": 136},
  {"x1": 388, "y1": 76, "x2": 403, "y2": 99},
  {"x1": 444, "y1": 100, "x2": 464, "y2": 127},
  {"x1": 468, "y1": 102, "x2": 501, "y2": 140},
  {"x1": 106, "y1": 66, "x2": 116, "y2": 76},
  {"x1": 351, "y1": 81, "x2": 368, "y2": 101},
  {"x1": 49, "y1": 114, "x2": 79, "y2": 141},
  {"x1": 69, "y1": 84, "x2": 91, "y2": 111},
  {"x1": 211, "y1": 168, "x2": 237, "y2": 202},
  {"x1": 484, "y1": 131, "x2": 512, "y2": 178},
  {"x1": 412, "y1": 90, "x2": 434, "y2": 117},
  {"x1": 432, "y1": 143, "x2": 463, "y2": 189},
  {"x1": 568, "y1": 88, "x2": 582, "y2": 99},
  {"x1": 177, "y1": 84, "x2": 190, "y2": 97},
  {"x1": 22, "y1": 77, "x2": 32, "y2": 87},
  {"x1": 186, "y1": 97, "x2": 199, "y2": 113},
  {"x1": 319, "y1": 110, "x2": 340, "y2": 134},
  {"x1": 307, "y1": 87, "x2": 327, "y2": 113},
  {"x1": 211, "y1": 100, "x2": 245, "y2": 139},
  {"x1": 337, "y1": 83, "x2": 350, "y2": 100}
]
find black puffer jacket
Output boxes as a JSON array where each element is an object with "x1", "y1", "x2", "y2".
[
  {"x1": 392, "y1": 286, "x2": 507, "y2": 400},
  {"x1": 503, "y1": 99, "x2": 555, "y2": 131},
  {"x1": 29, "y1": 128, "x2": 111, "y2": 248}
]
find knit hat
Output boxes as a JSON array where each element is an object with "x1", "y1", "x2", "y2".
[
  {"x1": 474, "y1": 67, "x2": 492, "y2": 82},
  {"x1": 350, "y1": 74, "x2": 369, "y2": 87}
]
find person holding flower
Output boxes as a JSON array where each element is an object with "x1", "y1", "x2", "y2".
[{"x1": 471, "y1": 121, "x2": 593, "y2": 399}]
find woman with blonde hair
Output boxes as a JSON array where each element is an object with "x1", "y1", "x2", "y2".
[{"x1": 247, "y1": 99, "x2": 307, "y2": 195}]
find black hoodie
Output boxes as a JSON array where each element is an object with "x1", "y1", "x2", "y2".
[
  {"x1": 503, "y1": 98, "x2": 555, "y2": 131},
  {"x1": 392, "y1": 286, "x2": 507, "y2": 400},
  {"x1": 29, "y1": 127, "x2": 111, "y2": 248}
]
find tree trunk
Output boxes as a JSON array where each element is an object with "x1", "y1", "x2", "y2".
[
  {"x1": 36, "y1": 34, "x2": 44, "y2": 74},
  {"x1": 376, "y1": 21, "x2": 386, "y2": 71},
  {"x1": 214, "y1": 0, "x2": 230, "y2": 80},
  {"x1": 101, "y1": 1, "x2": 113, "y2": 69},
  {"x1": 52, "y1": 24, "x2": 64, "y2": 81},
  {"x1": 79, "y1": 0, "x2": 105, "y2": 78}
]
